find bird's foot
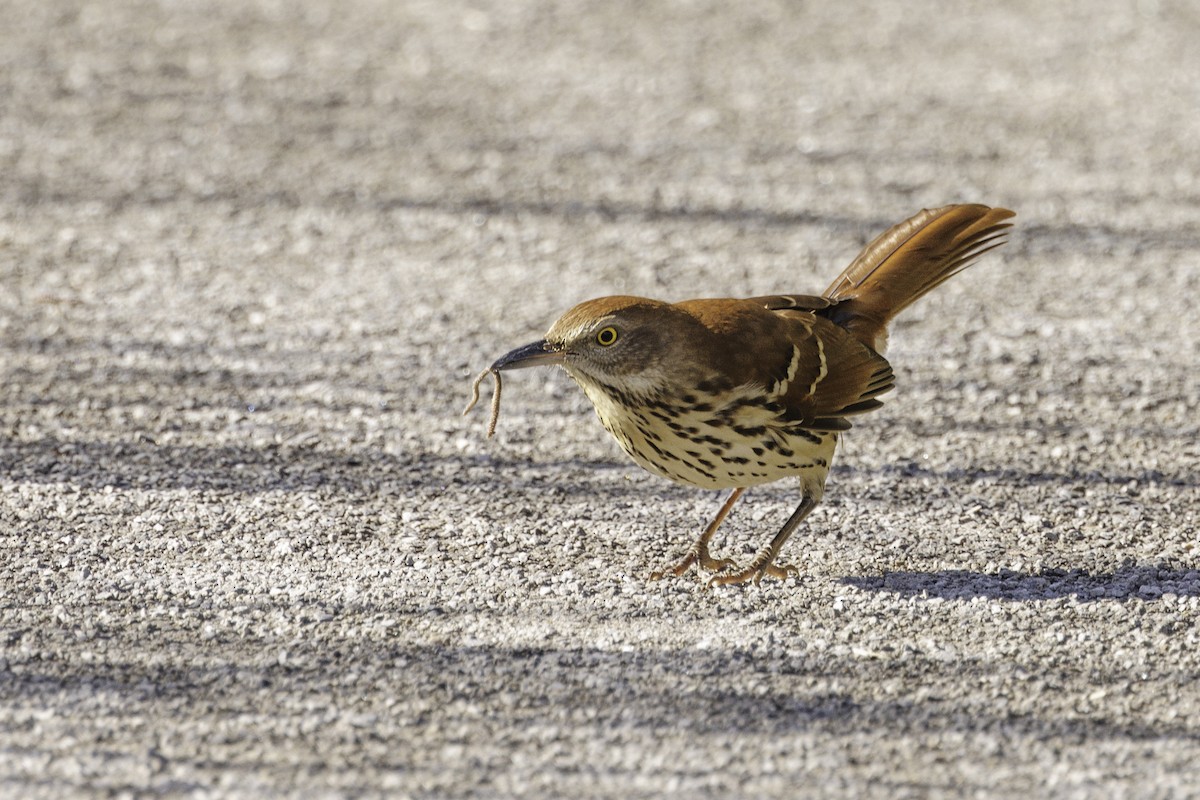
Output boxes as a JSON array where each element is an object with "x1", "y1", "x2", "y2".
[
  {"x1": 707, "y1": 556, "x2": 799, "y2": 587},
  {"x1": 649, "y1": 544, "x2": 735, "y2": 581}
]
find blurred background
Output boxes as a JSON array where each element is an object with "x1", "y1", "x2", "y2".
[{"x1": 2, "y1": 1, "x2": 1198, "y2": 796}]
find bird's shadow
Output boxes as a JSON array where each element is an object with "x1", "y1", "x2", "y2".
[{"x1": 841, "y1": 564, "x2": 1200, "y2": 602}]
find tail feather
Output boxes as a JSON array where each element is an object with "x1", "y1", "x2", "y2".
[{"x1": 821, "y1": 204, "x2": 1015, "y2": 352}]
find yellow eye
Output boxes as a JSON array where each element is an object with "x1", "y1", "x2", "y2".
[{"x1": 596, "y1": 326, "x2": 619, "y2": 346}]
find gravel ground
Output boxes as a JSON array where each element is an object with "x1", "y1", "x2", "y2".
[{"x1": 2, "y1": 1, "x2": 1199, "y2": 797}]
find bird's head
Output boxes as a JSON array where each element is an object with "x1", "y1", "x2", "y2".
[{"x1": 489, "y1": 296, "x2": 705, "y2": 398}]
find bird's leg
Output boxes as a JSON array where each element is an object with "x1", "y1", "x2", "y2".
[
  {"x1": 709, "y1": 476, "x2": 826, "y2": 587},
  {"x1": 650, "y1": 487, "x2": 745, "y2": 580}
]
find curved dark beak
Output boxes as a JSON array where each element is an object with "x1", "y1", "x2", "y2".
[{"x1": 490, "y1": 339, "x2": 565, "y2": 371}]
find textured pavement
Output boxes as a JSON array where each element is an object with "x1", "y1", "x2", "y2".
[{"x1": 2, "y1": 1, "x2": 1199, "y2": 797}]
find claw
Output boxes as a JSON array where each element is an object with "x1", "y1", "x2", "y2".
[
  {"x1": 708, "y1": 558, "x2": 798, "y2": 587},
  {"x1": 650, "y1": 545, "x2": 734, "y2": 580},
  {"x1": 651, "y1": 488, "x2": 746, "y2": 582}
]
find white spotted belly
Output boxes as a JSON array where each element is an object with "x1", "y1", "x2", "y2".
[{"x1": 578, "y1": 380, "x2": 838, "y2": 490}]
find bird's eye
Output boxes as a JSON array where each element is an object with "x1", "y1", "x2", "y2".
[{"x1": 596, "y1": 326, "x2": 619, "y2": 346}]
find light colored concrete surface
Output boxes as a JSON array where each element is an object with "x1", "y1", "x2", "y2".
[{"x1": 2, "y1": 1, "x2": 1199, "y2": 797}]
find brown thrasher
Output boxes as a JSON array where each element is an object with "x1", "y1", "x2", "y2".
[{"x1": 470, "y1": 204, "x2": 1015, "y2": 586}]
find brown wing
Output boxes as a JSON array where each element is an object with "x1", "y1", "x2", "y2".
[
  {"x1": 764, "y1": 311, "x2": 895, "y2": 430},
  {"x1": 676, "y1": 297, "x2": 894, "y2": 430},
  {"x1": 745, "y1": 294, "x2": 832, "y2": 312}
]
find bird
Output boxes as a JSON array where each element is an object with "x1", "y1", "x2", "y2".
[{"x1": 470, "y1": 204, "x2": 1015, "y2": 586}]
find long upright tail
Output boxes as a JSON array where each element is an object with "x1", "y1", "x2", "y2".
[{"x1": 821, "y1": 204, "x2": 1015, "y2": 353}]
